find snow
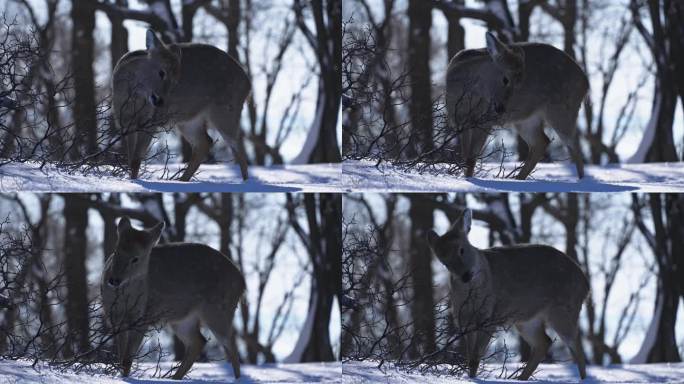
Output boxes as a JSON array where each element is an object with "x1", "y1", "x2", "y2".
[
  {"x1": 0, "y1": 359, "x2": 341, "y2": 383},
  {"x1": 343, "y1": 160, "x2": 684, "y2": 193},
  {"x1": 0, "y1": 162, "x2": 341, "y2": 193},
  {"x1": 342, "y1": 360, "x2": 684, "y2": 383}
]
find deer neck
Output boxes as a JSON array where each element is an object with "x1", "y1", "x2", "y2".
[{"x1": 470, "y1": 246, "x2": 492, "y2": 286}]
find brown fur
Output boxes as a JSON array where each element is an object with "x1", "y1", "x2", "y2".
[
  {"x1": 447, "y1": 32, "x2": 588, "y2": 179},
  {"x1": 427, "y1": 209, "x2": 588, "y2": 380},
  {"x1": 112, "y1": 30, "x2": 251, "y2": 181},
  {"x1": 101, "y1": 217, "x2": 245, "y2": 380}
]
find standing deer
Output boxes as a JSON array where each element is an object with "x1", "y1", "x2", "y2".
[
  {"x1": 112, "y1": 29, "x2": 250, "y2": 181},
  {"x1": 446, "y1": 32, "x2": 587, "y2": 179},
  {"x1": 427, "y1": 209, "x2": 588, "y2": 380},
  {"x1": 101, "y1": 217, "x2": 245, "y2": 380}
]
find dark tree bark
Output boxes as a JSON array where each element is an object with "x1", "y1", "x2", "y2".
[
  {"x1": 631, "y1": 0, "x2": 679, "y2": 163},
  {"x1": 406, "y1": 0, "x2": 433, "y2": 157},
  {"x1": 646, "y1": 194, "x2": 681, "y2": 362},
  {"x1": 445, "y1": 1, "x2": 465, "y2": 60},
  {"x1": 631, "y1": 193, "x2": 682, "y2": 363},
  {"x1": 286, "y1": 193, "x2": 341, "y2": 362},
  {"x1": 71, "y1": 0, "x2": 98, "y2": 157},
  {"x1": 408, "y1": 195, "x2": 436, "y2": 356},
  {"x1": 293, "y1": 0, "x2": 342, "y2": 163},
  {"x1": 666, "y1": 1, "x2": 684, "y2": 116},
  {"x1": 226, "y1": 0, "x2": 241, "y2": 59},
  {"x1": 62, "y1": 194, "x2": 90, "y2": 357},
  {"x1": 109, "y1": 0, "x2": 129, "y2": 68}
]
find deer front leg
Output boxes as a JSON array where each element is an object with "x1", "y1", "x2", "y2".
[
  {"x1": 178, "y1": 128, "x2": 211, "y2": 182},
  {"x1": 121, "y1": 329, "x2": 145, "y2": 377},
  {"x1": 463, "y1": 332, "x2": 481, "y2": 378},
  {"x1": 115, "y1": 330, "x2": 131, "y2": 376}
]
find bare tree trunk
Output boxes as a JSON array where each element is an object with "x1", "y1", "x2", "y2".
[
  {"x1": 408, "y1": 196, "x2": 436, "y2": 357},
  {"x1": 109, "y1": 0, "x2": 129, "y2": 68},
  {"x1": 226, "y1": 0, "x2": 241, "y2": 60},
  {"x1": 645, "y1": 194, "x2": 681, "y2": 362},
  {"x1": 665, "y1": 2, "x2": 684, "y2": 120},
  {"x1": 631, "y1": 194, "x2": 682, "y2": 363},
  {"x1": 71, "y1": 0, "x2": 98, "y2": 157},
  {"x1": 446, "y1": 1, "x2": 465, "y2": 60},
  {"x1": 406, "y1": 0, "x2": 433, "y2": 158},
  {"x1": 293, "y1": 0, "x2": 342, "y2": 163},
  {"x1": 62, "y1": 194, "x2": 90, "y2": 357},
  {"x1": 286, "y1": 194, "x2": 340, "y2": 362},
  {"x1": 301, "y1": 194, "x2": 340, "y2": 361}
]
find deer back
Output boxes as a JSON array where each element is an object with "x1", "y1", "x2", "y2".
[
  {"x1": 145, "y1": 243, "x2": 246, "y2": 322},
  {"x1": 481, "y1": 244, "x2": 589, "y2": 323}
]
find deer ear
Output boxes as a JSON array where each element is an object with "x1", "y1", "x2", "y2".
[
  {"x1": 426, "y1": 230, "x2": 439, "y2": 248},
  {"x1": 485, "y1": 32, "x2": 506, "y2": 59},
  {"x1": 147, "y1": 221, "x2": 165, "y2": 244},
  {"x1": 146, "y1": 29, "x2": 163, "y2": 51},
  {"x1": 463, "y1": 209, "x2": 472, "y2": 233},
  {"x1": 117, "y1": 216, "x2": 132, "y2": 234}
]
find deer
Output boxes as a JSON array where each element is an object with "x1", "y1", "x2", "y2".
[
  {"x1": 101, "y1": 217, "x2": 245, "y2": 380},
  {"x1": 446, "y1": 31, "x2": 588, "y2": 180},
  {"x1": 426, "y1": 208, "x2": 588, "y2": 380},
  {"x1": 112, "y1": 29, "x2": 250, "y2": 182}
]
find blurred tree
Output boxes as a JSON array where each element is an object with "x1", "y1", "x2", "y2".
[
  {"x1": 62, "y1": 194, "x2": 90, "y2": 356},
  {"x1": 71, "y1": 0, "x2": 98, "y2": 156},
  {"x1": 292, "y1": 0, "x2": 342, "y2": 164},
  {"x1": 631, "y1": 193, "x2": 683, "y2": 363},
  {"x1": 286, "y1": 193, "x2": 341, "y2": 361}
]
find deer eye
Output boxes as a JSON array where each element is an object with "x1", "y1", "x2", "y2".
[
  {"x1": 159, "y1": 70, "x2": 166, "y2": 79},
  {"x1": 460, "y1": 248, "x2": 464, "y2": 255},
  {"x1": 130, "y1": 257, "x2": 139, "y2": 264},
  {"x1": 502, "y1": 76, "x2": 510, "y2": 86}
]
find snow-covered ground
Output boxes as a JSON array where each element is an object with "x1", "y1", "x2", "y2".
[
  {"x1": 343, "y1": 160, "x2": 684, "y2": 193},
  {"x1": 0, "y1": 359, "x2": 341, "y2": 383},
  {"x1": 342, "y1": 360, "x2": 684, "y2": 383},
  {"x1": 0, "y1": 162, "x2": 342, "y2": 193}
]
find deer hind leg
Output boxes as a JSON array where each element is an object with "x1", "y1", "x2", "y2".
[
  {"x1": 177, "y1": 118, "x2": 212, "y2": 182},
  {"x1": 545, "y1": 103, "x2": 585, "y2": 178},
  {"x1": 208, "y1": 106, "x2": 249, "y2": 181},
  {"x1": 515, "y1": 318, "x2": 551, "y2": 380},
  {"x1": 515, "y1": 115, "x2": 549, "y2": 180},
  {"x1": 170, "y1": 315, "x2": 207, "y2": 380},
  {"x1": 547, "y1": 307, "x2": 587, "y2": 379},
  {"x1": 201, "y1": 305, "x2": 241, "y2": 378}
]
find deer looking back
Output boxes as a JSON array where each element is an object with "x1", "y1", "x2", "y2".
[
  {"x1": 101, "y1": 217, "x2": 245, "y2": 380},
  {"x1": 427, "y1": 209, "x2": 588, "y2": 380},
  {"x1": 112, "y1": 30, "x2": 250, "y2": 181},
  {"x1": 446, "y1": 32, "x2": 587, "y2": 179}
]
